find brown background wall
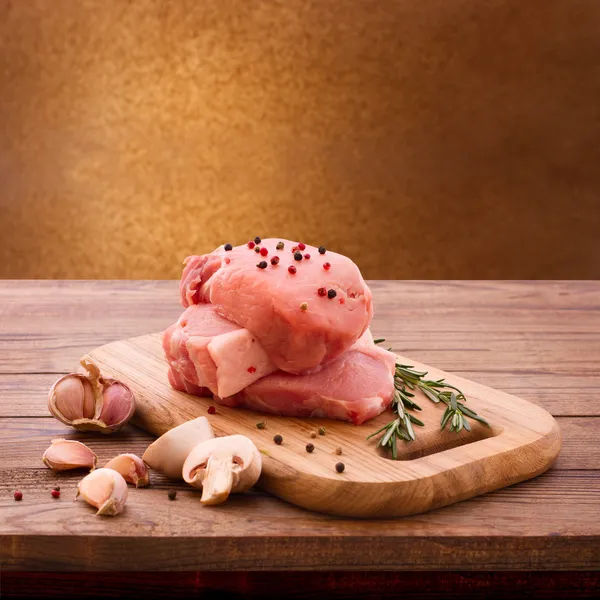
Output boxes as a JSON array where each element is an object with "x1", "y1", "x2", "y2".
[{"x1": 1, "y1": 0, "x2": 599, "y2": 280}]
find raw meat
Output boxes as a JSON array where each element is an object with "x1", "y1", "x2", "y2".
[
  {"x1": 180, "y1": 239, "x2": 373, "y2": 373},
  {"x1": 168, "y1": 325, "x2": 396, "y2": 425},
  {"x1": 163, "y1": 304, "x2": 277, "y2": 398}
]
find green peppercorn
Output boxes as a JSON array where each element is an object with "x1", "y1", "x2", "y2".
[
  {"x1": 276, "y1": 241, "x2": 285, "y2": 250},
  {"x1": 318, "y1": 426, "x2": 326, "y2": 436},
  {"x1": 256, "y1": 421, "x2": 267, "y2": 429}
]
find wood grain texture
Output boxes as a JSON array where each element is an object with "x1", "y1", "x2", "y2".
[
  {"x1": 1, "y1": 1, "x2": 600, "y2": 281},
  {"x1": 83, "y1": 333, "x2": 561, "y2": 518},
  {"x1": 0, "y1": 280, "x2": 599, "y2": 570}
]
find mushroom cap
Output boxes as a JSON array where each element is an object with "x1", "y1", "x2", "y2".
[
  {"x1": 142, "y1": 416, "x2": 215, "y2": 479},
  {"x1": 182, "y1": 434, "x2": 262, "y2": 494}
]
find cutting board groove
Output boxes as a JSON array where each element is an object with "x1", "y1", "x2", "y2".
[{"x1": 85, "y1": 334, "x2": 561, "y2": 518}]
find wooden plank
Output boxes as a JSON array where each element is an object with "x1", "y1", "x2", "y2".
[
  {"x1": 1, "y1": 469, "x2": 599, "y2": 570},
  {"x1": 1, "y1": 281, "x2": 599, "y2": 376},
  {"x1": 0, "y1": 416, "x2": 596, "y2": 473},
  {"x1": 3, "y1": 372, "x2": 598, "y2": 418}
]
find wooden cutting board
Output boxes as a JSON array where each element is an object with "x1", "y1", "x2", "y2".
[{"x1": 84, "y1": 334, "x2": 561, "y2": 518}]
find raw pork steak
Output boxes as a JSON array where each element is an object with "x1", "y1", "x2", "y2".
[
  {"x1": 180, "y1": 239, "x2": 373, "y2": 373},
  {"x1": 163, "y1": 304, "x2": 277, "y2": 398},
  {"x1": 167, "y1": 326, "x2": 396, "y2": 425}
]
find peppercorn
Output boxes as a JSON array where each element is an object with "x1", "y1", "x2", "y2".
[
  {"x1": 207, "y1": 405, "x2": 216, "y2": 414},
  {"x1": 168, "y1": 490, "x2": 177, "y2": 501},
  {"x1": 273, "y1": 434, "x2": 283, "y2": 445},
  {"x1": 294, "y1": 252, "x2": 303, "y2": 261},
  {"x1": 335, "y1": 447, "x2": 343, "y2": 455},
  {"x1": 254, "y1": 245, "x2": 261, "y2": 253},
  {"x1": 304, "y1": 253, "x2": 311, "y2": 260},
  {"x1": 288, "y1": 265, "x2": 297, "y2": 274},
  {"x1": 254, "y1": 236, "x2": 262, "y2": 244},
  {"x1": 14, "y1": 491, "x2": 23, "y2": 501},
  {"x1": 323, "y1": 262, "x2": 331, "y2": 270},
  {"x1": 306, "y1": 443, "x2": 314, "y2": 453},
  {"x1": 300, "y1": 302, "x2": 308, "y2": 311},
  {"x1": 51, "y1": 489, "x2": 60, "y2": 499},
  {"x1": 247, "y1": 366, "x2": 256, "y2": 373},
  {"x1": 319, "y1": 426, "x2": 326, "y2": 436},
  {"x1": 319, "y1": 246, "x2": 326, "y2": 254},
  {"x1": 276, "y1": 241, "x2": 284, "y2": 250},
  {"x1": 335, "y1": 462, "x2": 345, "y2": 473},
  {"x1": 257, "y1": 261, "x2": 268, "y2": 269},
  {"x1": 310, "y1": 431, "x2": 317, "y2": 438},
  {"x1": 248, "y1": 241, "x2": 256, "y2": 249},
  {"x1": 260, "y1": 247, "x2": 268, "y2": 257},
  {"x1": 224, "y1": 243, "x2": 233, "y2": 251},
  {"x1": 291, "y1": 246, "x2": 298, "y2": 253},
  {"x1": 53, "y1": 486, "x2": 60, "y2": 492},
  {"x1": 298, "y1": 242, "x2": 306, "y2": 250},
  {"x1": 318, "y1": 287, "x2": 327, "y2": 297},
  {"x1": 270, "y1": 256, "x2": 280, "y2": 266},
  {"x1": 327, "y1": 289, "x2": 337, "y2": 299},
  {"x1": 256, "y1": 421, "x2": 267, "y2": 429}
]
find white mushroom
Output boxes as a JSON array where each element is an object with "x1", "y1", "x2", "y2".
[
  {"x1": 182, "y1": 435, "x2": 262, "y2": 505},
  {"x1": 142, "y1": 417, "x2": 214, "y2": 479}
]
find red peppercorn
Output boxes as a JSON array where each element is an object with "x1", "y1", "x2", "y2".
[
  {"x1": 270, "y1": 256, "x2": 280, "y2": 266},
  {"x1": 51, "y1": 489, "x2": 60, "y2": 499},
  {"x1": 207, "y1": 406, "x2": 216, "y2": 414},
  {"x1": 247, "y1": 366, "x2": 256, "y2": 374},
  {"x1": 318, "y1": 287, "x2": 327, "y2": 297},
  {"x1": 291, "y1": 246, "x2": 298, "y2": 253},
  {"x1": 14, "y1": 491, "x2": 23, "y2": 501},
  {"x1": 304, "y1": 253, "x2": 311, "y2": 260},
  {"x1": 298, "y1": 243, "x2": 306, "y2": 251},
  {"x1": 339, "y1": 298, "x2": 345, "y2": 304},
  {"x1": 224, "y1": 257, "x2": 231, "y2": 264},
  {"x1": 323, "y1": 262, "x2": 331, "y2": 270},
  {"x1": 260, "y1": 247, "x2": 268, "y2": 257},
  {"x1": 248, "y1": 241, "x2": 256, "y2": 249},
  {"x1": 288, "y1": 265, "x2": 297, "y2": 274}
]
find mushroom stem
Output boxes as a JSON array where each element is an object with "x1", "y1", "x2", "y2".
[{"x1": 200, "y1": 456, "x2": 234, "y2": 505}]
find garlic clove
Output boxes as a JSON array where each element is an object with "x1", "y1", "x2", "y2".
[
  {"x1": 48, "y1": 359, "x2": 135, "y2": 434},
  {"x1": 182, "y1": 435, "x2": 262, "y2": 505},
  {"x1": 104, "y1": 453, "x2": 149, "y2": 487},
  {"x1": 142, "y1": 417, "x2": 215, "y2": 479},
  {"x1": 76, "y1": 468, "x2": 128, "y2": 516},
  {"x1": 42, "y1": 439, "x2": 98, "y2": 471}
]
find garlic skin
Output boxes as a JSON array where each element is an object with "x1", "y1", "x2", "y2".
[
  {"x1": 183, "y1": 435, "x2": 262, "y2": 505},
  {"x1": 48, "y1": 359, "x2": 135, "y2": 434},
  {"x1": 104, "y1": 453, "x2": 149, "y2": 487},
  {"x1": 142, "y1": 417, "x2": 215, "y2": 479},
  {"x1": 76, "y1": 468, "x2": 128, "y2": 516},
  {"x1": 42, "y1": 439, "x2": 98, "y2": 471}
]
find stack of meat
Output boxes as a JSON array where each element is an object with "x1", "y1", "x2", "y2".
[{"x1": 163, "y1": 239, "x2": 396, "y2": 424}]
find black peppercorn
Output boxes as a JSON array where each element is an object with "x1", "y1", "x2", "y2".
[
  {"x1": 327, "y1": 289, "x2": 337, "y2": 299},
  {"x1": 254, "y1": 236, "x2": 261, "y2": 244},
  {"x1": 224, "y1": 243, "x2": 233, "y2": 251},
  {"x1": 335, "y1": 462, "x2": 345, "y2": 473},
  {"x1": 306, "y1": 443, "x2": 314, "y2": 453},
  {"x1": 257, "y1": 261, "x2": 268, "y2": 269},
  {"x1": 273, "y1": 434, "x2": 283, "y2": 445},
  {"x1": 294, "y1": 252, "x2": 303, "y2": 261},
  {"x1": 168, "y1": 490, "x2": 177, "y2": 501},
  {"x1": 318, "y1": 246, "x2": 326, "y2": 254}
]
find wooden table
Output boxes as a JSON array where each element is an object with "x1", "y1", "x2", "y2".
[{"x1": 1, "y1": 281, "x2": 599, "y2": 590}]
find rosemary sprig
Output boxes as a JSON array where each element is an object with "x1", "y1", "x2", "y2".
[{"x1": 368, "y1": 339, "x2": 490, "y2": 458}]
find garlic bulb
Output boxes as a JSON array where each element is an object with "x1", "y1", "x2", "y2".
[
  {"x1": 42, "y1": 439, "x2": 98, "y2": 471},
  {"x1": 76, "y1": 468, "x2": 128, "y2": 516},
  {"x1": 104, "y1": 453, "x2": 149, "y2": 487},
  {"x1": 48, "y1": 359, "x2": 135, "y2": 433}
]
